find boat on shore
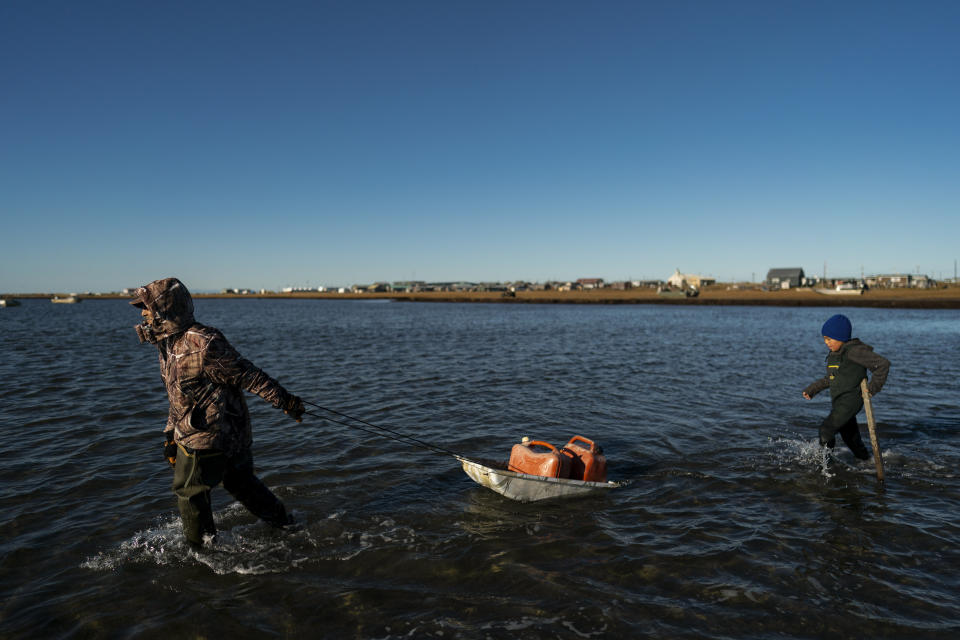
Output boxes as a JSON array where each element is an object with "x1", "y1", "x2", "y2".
[
  {"x1": 51, "y1": 295, "x2": 80, "y2": 304},
  {"x1": 815, "y1": 285, "x2": 864, "y2": 296},
  {"x1": 657, "y1": 286, "x2": 699, "y2": 298}
]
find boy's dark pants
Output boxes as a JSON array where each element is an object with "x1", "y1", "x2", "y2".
[
  {"x1": 819, "y1": 412, "x2": 870, "y2": 460},
  {"x1": 172, "y1": 445, "x2": 290, "y2": 545}
]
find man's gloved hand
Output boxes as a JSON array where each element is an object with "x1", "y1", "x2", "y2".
[
  {"x1": 284, "y1": 395, "x2": 305, "y2": 423},
  {"x1": 163, "y1": 433, "x2": 177, "y2": 466}
]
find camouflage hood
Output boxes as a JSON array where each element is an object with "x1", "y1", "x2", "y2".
[{"x1": 131, "y1": 277, "x2": 196, "y2": 343}]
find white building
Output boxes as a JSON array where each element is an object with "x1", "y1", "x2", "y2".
[{"x1": 667, "y1": 269, "x2": 715, "y2": 288}]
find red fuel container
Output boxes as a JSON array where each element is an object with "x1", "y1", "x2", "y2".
[
  {"x1": 508, "y1": 439, "x2": 571, "y2": 478},
  {"x1": 561, "y1": 435, "x2": 607, "y2": 482}
]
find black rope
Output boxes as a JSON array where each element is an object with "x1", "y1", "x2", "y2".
[
  {"x1": 303, "y1": 402, "x2": 627, "y2": 485},
  {"x1": 303, "y1": 401, "x2": 476, "y2": 462}
]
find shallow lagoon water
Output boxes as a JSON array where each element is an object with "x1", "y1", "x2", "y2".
[{"x1": 1, "y1": 299, "x2": 958, "y2": 638}]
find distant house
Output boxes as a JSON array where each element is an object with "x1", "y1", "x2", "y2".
[
  {"x1": 912, "y1": 274, "x2": 931, "y2": 288},
  {"x1": 766, "y1": 268, "x2": 805, "y2": 289},
  {"x1": 576, "y1": 278, "x2": 604, "y2": 289},
  {"x1": 391, "y1": 281, "x2": 426, "y2": 292},
  {"x1": 351, "y1": 284, "x2": 392, "y2": 293},
  {"x1": 633, "y1": 280, "x2": 663, "y2": 289},
  {"x1": 667, "y1": 269, "x2": 687, "y2": 288},
  {"x1": 866, "y1": 274, "x2": 932, "y2": 289},
  {"x1": 508, "y1": 281, "x2": 533, "y2": 292},
  {"x1": 667, "y1": 269, "x2": 715, "y2": 289}
]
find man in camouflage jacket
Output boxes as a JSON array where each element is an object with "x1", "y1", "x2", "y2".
[{"x1": 131, "y1": 277, "x2": 304, "y2": 546}]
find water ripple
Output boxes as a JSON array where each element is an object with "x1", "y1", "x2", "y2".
[{"x1": 1, "y1": 300, "x2": 958, "y2": 638}]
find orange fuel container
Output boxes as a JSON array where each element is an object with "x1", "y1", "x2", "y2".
[
  {"x1": 561, "y1": 435, "x2": 607, "y2": 482},
  {"x1": 508, "y1": 439, "x2": 571, "y2": 478}
]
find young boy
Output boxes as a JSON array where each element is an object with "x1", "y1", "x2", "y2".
[{"x1": 802, "y1": 313, "x2": 890, "y2": 459}]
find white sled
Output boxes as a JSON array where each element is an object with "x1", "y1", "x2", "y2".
[{"x1": 457, "y1": 456, "x2": 624, "y2": 503}]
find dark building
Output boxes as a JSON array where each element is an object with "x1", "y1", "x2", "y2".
[{"x1": 766, "y1": 268, "x2": 805, "y2": 289}]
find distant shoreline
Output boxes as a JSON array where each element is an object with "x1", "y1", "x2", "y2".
[{"x1": 6, "y1": 287, "x2": 960, "y2": 309}]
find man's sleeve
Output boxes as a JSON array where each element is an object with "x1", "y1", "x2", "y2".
[{"x1": 203, "y1": 332, "x2": 296, "y2": 409}]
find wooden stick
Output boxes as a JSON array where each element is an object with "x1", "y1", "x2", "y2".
[{"x1": 860, "y1": 379, "x2": 885, "y2": 484}]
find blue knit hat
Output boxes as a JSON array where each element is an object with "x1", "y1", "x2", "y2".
[{"x1": 821, "y1": 314, "x2": 852, "y2": 342}]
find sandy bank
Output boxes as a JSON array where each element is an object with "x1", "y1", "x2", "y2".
[
  {"x1": 11, "y1": 287, "x2": 960, "y2": 309},
  {"x1": 222, "y1": 287, "x2": 960, "y2": 309}
]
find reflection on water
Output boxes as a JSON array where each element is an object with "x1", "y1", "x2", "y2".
[{"x1": 1, "y1": 299, "x2": 959, "y2": 638}]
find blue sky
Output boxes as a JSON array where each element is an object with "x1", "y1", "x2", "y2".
[{"x1": 2, "y1": 0, "x2": 958, "y2": 292}]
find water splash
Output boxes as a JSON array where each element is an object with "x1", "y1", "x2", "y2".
[
  {"x1": 769, "y1": 435, "x2": 836, "y2": 478},
  {"x1": 80, "y1": 514, "x2": 186, "y2": 571},
  {"x1": 80, "y1": 507, "x2": 425, "y2": 576}
]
